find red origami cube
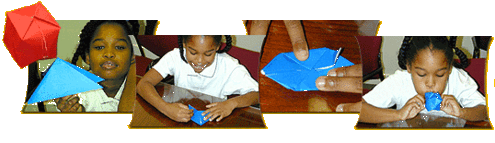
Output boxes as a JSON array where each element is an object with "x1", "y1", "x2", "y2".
[{"x1": 3, "y1": 2, "x2": 60, "y2": 68}]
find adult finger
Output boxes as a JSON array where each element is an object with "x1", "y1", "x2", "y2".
[
  {"x1": 315, "y1": 76, "x2": 362, "y2": 93},
  {"x1": 284, "y1": 20, "x2": 309, "y2": 61},
  {"x1": 249, "y1": 20, "x2": 270, "y2": 35},
  {"x1": 327, "y1": 64, "x2": 363, "y2": 77}
]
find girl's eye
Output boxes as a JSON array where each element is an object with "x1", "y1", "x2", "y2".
[
  {"x1": 94, "y1": 46, "x2": 104, "y2": 50},
  {"x1": 418, "y1": 73, "x2": 426, "y2": 77},
  {"x1": 116, "y1": 46, "x2": 126, "y2": 50},
  {"x1": 190, "y1": 51, "x2": 197, "y2": 55},
  {"x1": 205, "y1": 53, "x2": 213, "y2": 56},
  {"x1": 436, "y1": 74, "x2": 445, "y2": 77}
]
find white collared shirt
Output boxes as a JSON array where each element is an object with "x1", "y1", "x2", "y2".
[
  {"x1": 153, "y1": 48, "x2": 258, "y2": 99},
  {"x1": 363, "y1": 68, "x2": 486, "y2": 118},
  {"x1": 78, "y1": 78, "x2": 127, "y2": 112}
]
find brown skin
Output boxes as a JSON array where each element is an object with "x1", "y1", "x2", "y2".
[
  {"x1": 137, "y1": 36, "x2": 259, "y2": 122},
  {"x1": 55, "y1": 94, "x2": 84, "y2": 112},
  {"x1": 86, "y1": 23, "x2": 134, "y2": 98},
  {"x1": 248, "y1": 20, "x2": 309, "y2": 61},
  {"x1": 55, "y1": 23, "x2": 134, "y2": 112},
  {"x1": 360, "y1": 47, "x2": 487, "y2": 123},
  {"x1": 315, "y1": 64, "x2": 363, "y2": 94}
]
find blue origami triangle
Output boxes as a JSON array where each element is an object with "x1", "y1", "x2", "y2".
[
  {"x1": 189, "y1": 104, "x2": 209, "y2": 126},
  {"x1": 262, "y1": 47, "x2": 354, "y2": 91},
  {"x1": 27, "y1": 58, "x2": 104, "y2": 104},
  {"x1": 425, "y1": 92, "x2": 443, "y2": 111}
]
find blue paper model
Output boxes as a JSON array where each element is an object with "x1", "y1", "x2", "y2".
[
  {"x1": 189, "y1": 105, "x2": 209, "y2": 126},
  {"x1": 425, "y1": 92, "x2": 443, "y2": 111},
  {"x1": 261, "y1": 47, "x2": 354, "y2": 91},
  {"x1": 27, "y1": 58, "x2": 104, "y2": 104}
]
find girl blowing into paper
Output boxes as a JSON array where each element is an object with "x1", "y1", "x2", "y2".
[
  {"x1": 55, "y1": 20, "x2": 135, "y2": 112},
  {"x1": 137, "y1": 35, "x2": 259, "y2": 122},
  {"x1": 359, "y1": 36, "x2": 487, "y2": 123}
]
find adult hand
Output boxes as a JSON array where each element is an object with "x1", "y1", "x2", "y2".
[{"x1": 315, "y1": 64, "x2": 363, "y2": 93}]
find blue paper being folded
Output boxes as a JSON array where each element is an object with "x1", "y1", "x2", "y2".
[
  {"x1": 189, "y1": 105, "x2": 209, "y2": 126},
  {"x1": 425, "y1": 92, "x2": 443, "y2": 111},
  {"x1": 27, "y1": 58, "x2": 104, "y2": 104},
  {"x1": 261, "y1": 47, "x2": 354, "y2": 91}
]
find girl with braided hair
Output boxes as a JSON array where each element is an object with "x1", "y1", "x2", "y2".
[
  {"x1": 55, "y1": 20, "x2": 135, "y2": 112},
  {"x1": 137, "y1": 35, "x2": 259, "y2": 123},
  {"x1": 359, "y1": 36, "x2": 487, "y2": 123}
]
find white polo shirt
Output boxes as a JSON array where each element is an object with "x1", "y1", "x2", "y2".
[
  {"x1": 363, "y1": 68, "x2": 486, "y2": 117},
  {"x1": 153, "y1": 48, "x2": 258, "y2": 100},
  {"x1": 50, "y1": 78, "x2": 126, "y2": 112},
  {"x1": 78, "y1": 78, "x2": 126, "y2": 112}
]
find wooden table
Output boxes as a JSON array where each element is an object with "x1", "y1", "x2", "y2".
[
  {"x1": 355, "y1": 114, "x2": 493, "y2": 129},
  {"x1": 129, "y1": 78, "x2": 266, "y2": 128},
  {"x1": 256, "y1": 20, "x2": 363, "y2": 112}
]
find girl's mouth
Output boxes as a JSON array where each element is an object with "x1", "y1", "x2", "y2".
[
  {"x1": 101, "y1": 61, "x2": 118, "y2": 70},
  {"x1": 191, "y1": 62, "x2": 207, "y2": 70}
]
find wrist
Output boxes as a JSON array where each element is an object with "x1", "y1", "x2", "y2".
[
  {"x1": 396, "y1": 109, "x2": 406, "y2": 121},
  {"x1": 458, "y1": 107, "x2": 465, "y2": 118},
  {"x1": 226, "y1": 99, "x2": 239, "y2": 109}
]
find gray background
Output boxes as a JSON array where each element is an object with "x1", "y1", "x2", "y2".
[{"x1": 0, "y1": 0, "x2": 495, "y2": 142}]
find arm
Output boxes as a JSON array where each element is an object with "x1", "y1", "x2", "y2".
[
  {"x1": 360, "y1": 95, "x2": 425, "y2": 123},
  {"x1": 225, "y1": 91, "x2": 259, "y2": 108},
  {"x1": 203, "y1": 91, "x2": 259, "y2": 122},
  {"x1": 459, "y1": 105, "x2": 487, "y2": 121},
  {"x1": 136, "y1": 68, "x2": 192, "y2": 122},
  {"x1": 359, "y1": 100, "x2": 402, "y2": 123}
]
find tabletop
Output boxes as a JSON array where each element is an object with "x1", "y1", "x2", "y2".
[
  {"x1": 355, "y1": 114, "x2": 493, "y2": 129},
  {"x1": 255, "y1": 20, "x2": 363, "y2": 112},
  {"x1": 129, "y1": 77, "x2": 266, "y2": 128}
]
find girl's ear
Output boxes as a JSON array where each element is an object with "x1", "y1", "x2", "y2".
[
  {"x1": 85, "y1": 54, "x2": 90, "y2": 65},
  {"x1": 406, "y1": 64, "x2": 412, "y2": 73}
]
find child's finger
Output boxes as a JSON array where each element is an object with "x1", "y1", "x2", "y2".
[
  {"x1": 69, "y1": 103, "x2": 80, "y2": 112},
  {"x1": 327, "y1": 64, "x2": 362, "y2": 77},
  {"x1": 206, "y1": 103, "x2": 218, "y2": 108},
  {"x1": 414, "y1": 94, "x2": 425, "y2": 104},
  {"x1": 315, "y1": 76, "x2": 362, "y2": 93},
  {"x1": 177, "y1": 103, "x2": 189, "y2": 110},
  {"x1": 216, "y1": 115, "x2": 225, "y2": 122}
]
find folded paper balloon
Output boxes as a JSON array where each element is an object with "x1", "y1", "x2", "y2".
[
  {"x1": 261, "y1": 47, "x2": 354, "y2": 91},
  {"x1": 189, "y1": 105, "x2": 209, "y2": 126},
  {"x1": 27, "y1": 58, "x2": 104, "y2": 104},
  {"x1": 425, "y1": 92, "x2": 443, "y2": 111},
  {"x1": 3, "y1": 2, "x2": 60, "y2": 68}
]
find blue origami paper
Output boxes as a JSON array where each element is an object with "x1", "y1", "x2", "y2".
[
  {"x1": 27, "y1": 58, "x2": 104, "y2": 104},
  {"x1": 261, "y1": 47, "x2": 354, "y2": 91},
  {"x1": 425, "y1": 92, "x2": 443, "y2": 111},
  {"x1": 188, "y1": 105, "x2": 209, "y2": 126}
]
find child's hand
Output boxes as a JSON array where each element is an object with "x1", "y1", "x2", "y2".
[
  {"x1": 440, "y1": 94, "x2": 462, "y2": 117},
  {"x1": 398, "y1": 94, "x2": 425, "y2": 120},
  {"x1": 315, "y1": 64, "x2": 363, "y2": 93},
  {"x1": 164, "y1": 103, "x2": 193, "y2": 122},
  {"x1": 55, "y1": 94, "x2": 83, "y2": 112},
  {"x1": 203, "y1": 100, "x2": 236, "y2": 122}
]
